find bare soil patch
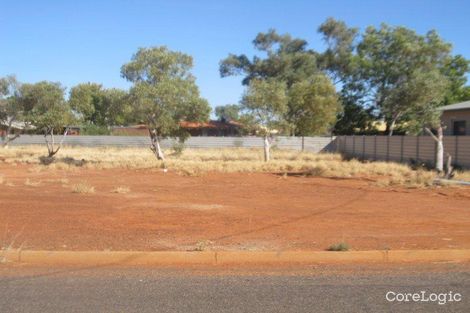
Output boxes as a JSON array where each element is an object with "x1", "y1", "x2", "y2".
[{"x1": 1, "y1": 163, "x2": 470, "y2": 252}]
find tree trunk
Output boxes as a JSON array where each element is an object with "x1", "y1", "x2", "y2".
[
  {"x1": 387, "y1": 117, "x2": 398, "y2": 136},
  {"x1": 149, "y1": 128, "x2": 165, "y2": 161},
  {"x1": 425, "y1": 126, "x2": 444, "y2": 173},
  {"x1": 263, "y1": 135, "x2": 270, "y2": 162},
  {"x1": 435, "y1": 126, "x2": 444, "y2": 173},
  {"x1": 1, "y1": 120, "x2": 20, "y2": 148},
  {"x1": 44, "y1": 127, "x2": 69, "y2": 158}
]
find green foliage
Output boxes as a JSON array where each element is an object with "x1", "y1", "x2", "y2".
[
  {"x1": 287, "y1": 75, "x2": 340, "y2": 135},
  {"x1": 80, "y1": 124, "x2": 111, "y2": 135},
  {"x1": 220, "y1": 29, "x2": 340, "y2": 135},
  {"x1": 318, "y1": 19, "x2": 468, "y2": 135},
  {"x1": 357, "y1": 25, "x2": 453, "y2": 134},
  {"x1": 327, "y1": 242, "x2": 350, "y2": 251},
  {"x1": 241, "y1": 79, "x2": 288, "y2": 135},
  {"x1": 334, "y1": 94, "x2": 377, "y2": 135},
  {"x1": 122, "y1": 46, "x2": 210, "y2": 140},
  {"x1": 19, "y1": 81, "x2": 73, "y2": 132},
  {"x1": 214, "y1": 104, "x2": 240, "y2": 121},
  {"x1": 0, "y1": 76, "x2": 23, "y2": 129},
  {"x1": 220, "y1": 29, "x2": 318, "y2": 87},
  {"x1": 171, "y1": 140, "x2": 186, "y2": 156},
  {"x1": 441, "y1": 55, "x2": 470, "y2": 104},
  {"x1": 317, "y1": 18, "x2": 359, "y2": 85},
  {"x1": 69, "y1": 83, "x2": 131, "y2": 126}
]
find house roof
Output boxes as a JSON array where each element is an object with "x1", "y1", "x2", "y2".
[
  {"x1": 179, "y1": 120, "x2": 242, "y2": 129},
  {"x1": 112, "y1": 120, "x2": 242, "y2": 130},
  {"x1": 0, "y1": 120, "x2": 31, "y2": 129},
  {"x1": 439, "y1": 100, "x2": 470, "y2": 112}
]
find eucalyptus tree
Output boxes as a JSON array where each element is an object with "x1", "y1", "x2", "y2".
[
  {"x1": 20, "y1": 81, "x2": 73, "y2": 157},
  {"x1": 0, "y1": 76, "x2": 25, "y2": 147},
  {"x1": 214, "y1": 104, "x2": 240, "y2": 121},
  {"x1": 69, "y1": 83, "x2": 131, "y2": 127},
  {"x1": 241, "y1": 79, "x2": 288, "y2": 161},
  {"x1": 121, "y1": 46, "x2": 210, "y2": 161},
  {"x1": 220, "y1": 30, "x2": 334, "y2": 135},
  {"x1": 288, "y1": 75, "x2": 340, "y2": 136}
]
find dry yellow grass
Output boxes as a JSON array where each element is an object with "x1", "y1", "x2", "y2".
[
  {"x1": 0, "y1": 145, "x2": 451, "y2": 187},
  {"x1": 111, "y1": 186, "x2": 130, "y2": 194},
  {"x1": 71, "y1": 182, "x2": 95, "y2": 194},
  {"x1": 24, "y1": 178, "x2": 41, "y2": 187}
]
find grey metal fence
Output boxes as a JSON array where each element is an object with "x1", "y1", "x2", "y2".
[
  {"x1": 9, "y1": 135, "x2": 336, "y2": 153},
  {"x1": 336, "y1": 135, "x2": 470, "y2": 168}
]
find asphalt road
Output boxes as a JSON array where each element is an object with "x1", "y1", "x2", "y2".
[{"x1": 0, "y1": 266, "x2": 469, "y2": 313}]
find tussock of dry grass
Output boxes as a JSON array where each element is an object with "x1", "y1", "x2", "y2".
[
  {"x1": 24, "y1": 178, "x2": 41, "y2": 187},
  {"x1": 111, "y1": 186, "x2": 130, "y2": 194},
  {"x1": 0, "y1": 145, "x2": 450, "y2": 187},
  {"x1": 71, "y1": 182, "x2": 95, "y2": 194}
]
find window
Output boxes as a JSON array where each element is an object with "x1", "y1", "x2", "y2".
[{"x1": 453, "y1": 120, "x2": 466, "y2": 136}]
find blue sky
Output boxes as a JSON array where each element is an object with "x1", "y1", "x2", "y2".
[{"x1": 1, "y1": 0, "x2": 469, "y2": 112}]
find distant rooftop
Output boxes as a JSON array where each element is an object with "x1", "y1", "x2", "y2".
[{"x1": 439, "y1": 100, "x2": 470, "y2": 111}]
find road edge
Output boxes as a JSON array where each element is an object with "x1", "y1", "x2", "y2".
[{"x1": 2, "y1": 249, "x2": 470, "y2": 266}]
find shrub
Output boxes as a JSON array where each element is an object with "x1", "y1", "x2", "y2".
[
  {"x1": 111, "y1": 186, "x2": 130, "y2": 194},
  {"x1": 327, "y1": 242, "x2": 350, "y2": 251},
  {"x1": 71, "y1": 182, "x2": 95, "y2": 194}
]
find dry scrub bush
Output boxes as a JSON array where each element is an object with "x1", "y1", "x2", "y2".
[
  {"x1": 111, "y1": 186, "x2": 130, "y2": 194},
  {"x1": 0, "y1": 145, "x2": 444, "y2": 187},
  {"x1": 24, "y1": 178, "x2": 41, "y2": 187},
  {"x1": 71, "y1": 182, "x2": 95, "y2": 194}
]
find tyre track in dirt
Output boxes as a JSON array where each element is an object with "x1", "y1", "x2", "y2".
[{"x1": 180, "y1": 190, "x2": 369, "y2": 248}]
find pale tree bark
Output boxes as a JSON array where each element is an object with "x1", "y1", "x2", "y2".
[
  {"x1": 149, "y1": 128, "x2": 165, "y2": 161},
  {"x1": 44, "y1": 127, "x2": 69, "y2": 158},
  {"x1": 1, "y1": 118, "x2": 21, "y2": 148},
  {"x1": 263, "y1": 135, "x2": 271, "y2": 162},
  {"x1": 445, "y1": 153, "x2": 454, "y2": 179},
  {"x1": 425, "y1": 126, "x2": 444, "y2": 173},
  {"x1": 387, "y1": 112, "x2": 401, "y2": 136}
]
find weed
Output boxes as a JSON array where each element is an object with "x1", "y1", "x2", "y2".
[
  {"x1": 111, "y1": 186, "x2": 130, "y2": 194},
  {"x1": 24, "y1": 178, "x2": 41, "y2": 187},
  {"x1": 71, "y1": 182, "x2": 95, "y2": 194},
  {"x1": 194, "y1": 240, "x2": 214, "y2": 251},
  {"x1": 327, "y1": 242, "x2": 350, "y2": 251}
]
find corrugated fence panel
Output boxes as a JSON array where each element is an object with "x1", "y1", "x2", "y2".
[
  {"x1": 455, "y1": 137, "x2": 470, "y2": 167},
  {"x1": 10, "y1": 135, "x2": 470, "y2": 168},
  {"x1": 8, "y1": 135, "x2": 337, "y2": 152},
  {"x1": 402, "y1": 136, "x2": 417, "y2": 162},
  {"x1": 388, "y1": 137, "x2": 402, "y2": 162},
  {"x1": 337, "y1": 135, "x2": 470, "y2": 168},
  {"x1": 364, "y1": 136, "x2": 375, "y2": 159}
]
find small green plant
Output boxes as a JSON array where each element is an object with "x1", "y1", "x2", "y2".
[
  {"x1": 327, "y1": 242, "x2": 350, "y2": 251},
  {"x1": 171, "y1": 141, "x2": 186, "y2": 157}
]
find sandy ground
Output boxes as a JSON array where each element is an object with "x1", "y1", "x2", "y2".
[{"x1": 1, "y1": 163, "x2": 470, "y2": 252}]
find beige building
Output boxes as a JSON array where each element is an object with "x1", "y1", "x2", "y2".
[{"x1": 440, "y1": 100, "x2": 470, "y2": 136}]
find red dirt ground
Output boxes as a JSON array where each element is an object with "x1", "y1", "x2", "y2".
[{"x1": 1, "y1": 163, "x2": 470, "y2": 252}]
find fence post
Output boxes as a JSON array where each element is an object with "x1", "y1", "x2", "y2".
[
  {"x1": 352, "y1": 135, "x2": 355, "y2": 156},
  {"x1": 386, "y1": 136, "x2": 390, "y2": 162},
  {"x1": 400, "y1": 136, "x2": 404, "y2": 163},
  {"x1": 362, "y1": 135, "x2": 365, "y2": 160},
  {"x1": 374, "y1": 135, "x2": 377, "y2": 161},
  {"x1": 301, "y1": 136, "x2": 305, "y2": 152},
  {"x1": 416, "y1": 136, "x2": 420, "y2": 161}
]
